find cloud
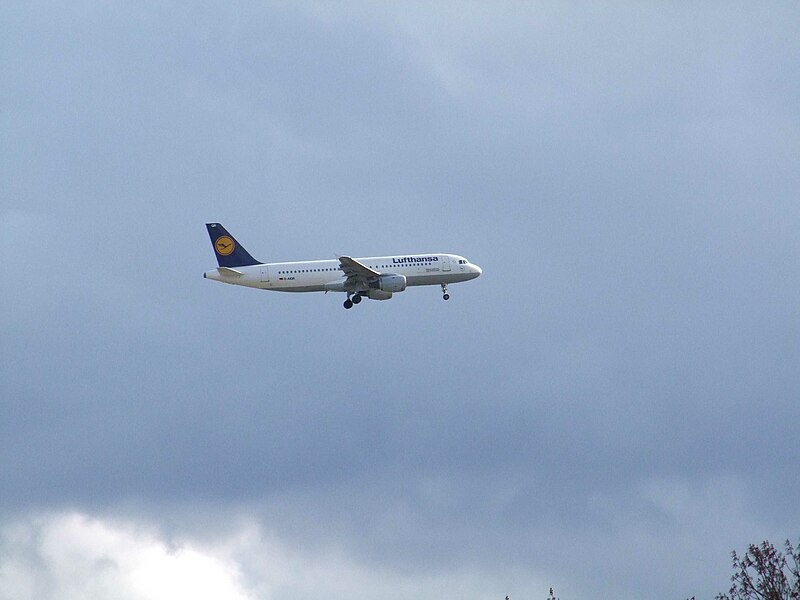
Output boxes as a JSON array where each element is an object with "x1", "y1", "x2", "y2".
[
  {"x1": 0, "y1": 485, "x2": 779, "y2": 600},
  {"x1": 0, "y1": 513, "x2": 253, "y2": 600},
  {"x1": 0, "y1": 512, "x2": 546, "y2": 600},
  {"x1": 2, "y1": 3, "x2": 800, "y2": 599}
]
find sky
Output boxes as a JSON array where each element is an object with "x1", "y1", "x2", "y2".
[{"x1": 2, "y1": 2, "x2": 799, "y2": 599}]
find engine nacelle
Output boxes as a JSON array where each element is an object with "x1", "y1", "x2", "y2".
[
  {"x1": 367, "y1": 289, "x2": 393, "y2": 300},
  {"x1": 374, "y1": 274, "x2": 407, "y2": 293}
]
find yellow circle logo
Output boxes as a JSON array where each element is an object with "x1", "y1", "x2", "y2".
[{"x1": 215, "y1": 236, "x2": 235, "y2": 256}]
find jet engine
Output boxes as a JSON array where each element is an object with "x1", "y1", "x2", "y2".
[
  {"x1": 367, "y1": 289, "x2": 393, "y2": 300},
  {"x1": 374, "y1": 274, "x2": 407, "y2": 293}
]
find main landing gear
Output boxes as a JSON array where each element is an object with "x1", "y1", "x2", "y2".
[
  {"x1": 343, "y1": 293, "x2": 362, "y2": 309},
  {"x1": 441, "y1": 283, "x2": 450, "y2": 301}
]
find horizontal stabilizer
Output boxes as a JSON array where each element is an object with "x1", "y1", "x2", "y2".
[{"x1": 217, "y1": 267, "x2": 244, "y2": 277}]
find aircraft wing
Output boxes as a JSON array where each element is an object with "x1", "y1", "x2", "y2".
[{"x1": 338, "y1": 255, "x2": 380, "y2": 288}]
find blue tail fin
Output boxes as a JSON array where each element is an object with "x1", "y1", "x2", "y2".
[{"x1": 205, "y1": 223, "x2": 261, "y2": 267}]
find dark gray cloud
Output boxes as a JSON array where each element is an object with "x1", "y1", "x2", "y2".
[{"x1": 2, "y1": 3, "x2": 799, "y2": 599}]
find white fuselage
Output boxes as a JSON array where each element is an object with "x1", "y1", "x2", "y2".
[{"x1": 204, "y1": 253, "x2": 481, "y2": 293}]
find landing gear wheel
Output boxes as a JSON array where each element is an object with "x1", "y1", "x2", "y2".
[
  {"x1": 441, "y1": 283, "x2": 450, "y2": 301},
  {"x1": 343, "y1": 299, "x2": 353, "y2": 309},
  {"x1": 352, "y1": 294, "x2": 362, "y2": 304},
  {"x1": 443, "y1": 293, "x2": 450, "y2": 300}
]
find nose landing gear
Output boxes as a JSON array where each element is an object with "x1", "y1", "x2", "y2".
[{"x1": 441, "y1": 283, "x2": 450, "y2": 301}]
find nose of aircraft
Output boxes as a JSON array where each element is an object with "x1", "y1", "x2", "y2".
[{"x1": 470, "y1": 263, "x2": 482, "y2": 278}]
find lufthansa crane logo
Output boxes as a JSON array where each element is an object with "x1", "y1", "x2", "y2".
[{"x1": 215, "y1": 236, "x2": 235, "y2": 256}]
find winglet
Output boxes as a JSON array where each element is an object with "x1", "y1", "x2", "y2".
[{"x1": 206, "y1": 223, "x2": 261, "y2": 267}]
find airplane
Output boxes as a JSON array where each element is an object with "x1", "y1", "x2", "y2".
[{"x1": 203, "y1": 223, "x2": 482, "y2": 309}]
